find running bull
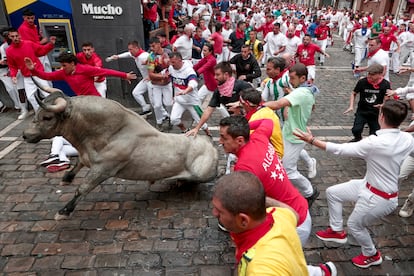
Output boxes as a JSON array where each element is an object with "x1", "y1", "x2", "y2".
[{"x1": 23, "y1": 86, "x2": 218, "y2": 220}]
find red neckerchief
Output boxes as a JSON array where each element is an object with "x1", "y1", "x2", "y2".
[
  {"x1": 191, "y1": 19, "x2": 198, "y2": 25},
  {"x1": 236, "y1": 29, "x2": 244, "y2": 39},
  {"x1": 134, "y1": 49, "x2": 145, "y2": 58},
  {"x1": 367, "y1": 76, "x2": 384, "y2": 89},
  {"x1": 194, "y1": 34, "x2": 202, "y2": 41},
  {"x1": 367, "y1": 48, "x2": 380, "y2": 58},
  {"x1": 273, "y1": 68, "x2": 289, "y2": 82},
  {"x1": 244, "y1": 104, "x2": 265, "y2": 121},
  {"x1": 231, "y1": 208, "x2": 275, "y2": 263}
]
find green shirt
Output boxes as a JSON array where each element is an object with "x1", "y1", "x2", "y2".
[
  {"x1": 282, "y1": 87, "x2": 315, "y2": 143},
  {"x1": 371, "y1": 22, "x2": 382, "y2": 38}
]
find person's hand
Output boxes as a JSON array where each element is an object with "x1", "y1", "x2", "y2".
[
  {"x1": 11, "y1": 77, "x2": 17, "y2": 84},
  {"x1": 238, "y1": 75, "x2": 246, "y2": 80},
  {"x1": 325, "y1": 53, "x2": 330, "y2": 58},
  {"x1": 226, "y1": 101, "x2": 241, "y2": 113},
  {"x1": 185, "y1": 128, "x2": 199, "y2": 137},
  {"x1": 49, "y1": 36, "x2": 56, "y2": 44},
  {"x1": 386, "y1": 89, "x2": 396, "y2": 97},
  {"x1": 126, "y1": 72, "x2": 137, "y2": 83},
  {"x1": 293, "y1": 127, "x2": 313, "y2": 143},
  {"x1": 399, "y1": 67, "x2": 411, "y2": 74},
  {"x1": 24, "y1": 57, "x2": 35, "y2": 70},
  {"x1": 353, "y1": 68, "x2": 362, "y2": 73},
  {"x1": 343, "y1": 107, "x2": 353, "y2": 114}
]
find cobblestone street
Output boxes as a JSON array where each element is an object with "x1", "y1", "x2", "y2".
[{"x1": 0, "y1": 35, "x2": 413, "y2": 275}]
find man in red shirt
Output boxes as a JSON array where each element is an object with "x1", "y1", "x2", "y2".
[
  {"x1": 296, "y1": 34, "x2": 329, "y2": 83},
  {"x1": 379, "y1": 26, "x2": 400, "y2": 53},
  {"x1": 24, "y1": 53, "x2": 136, "y2": 97},
  {"x1": 76, "y1": 42, "x2": 107, "y2": 97},
  {"x1": 218, "y1": 115, "x2": 312, "y2": 245},
  {"x1": 314, "y1": 18, "x2": 331, "y2": 66},
  {"x1": 18, "y1": 9, "x2": 52, "y2": 73},
  {"x1": 6, "y1": 28, "x2": 55, "y2": 119}
]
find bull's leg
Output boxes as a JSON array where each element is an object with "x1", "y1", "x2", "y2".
[
  {"x1": 55, "y1": 171, "x2": 109, "y2": 220},
  {"x1": 61, "y1": 160, "x2": 84, "y2": 185}
]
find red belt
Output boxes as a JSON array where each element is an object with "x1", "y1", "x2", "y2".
[{"x1": 366, "y1": 183, "x2": 398, "y2": 199}]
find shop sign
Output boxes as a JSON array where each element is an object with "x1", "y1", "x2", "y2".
[{"x1": 81, "y1": 3, "x2": 123, "y2": 20}]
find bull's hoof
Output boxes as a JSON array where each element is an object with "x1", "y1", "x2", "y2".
[{"x1": 54, "y1": 212, "x2": 70, "y2": 220}]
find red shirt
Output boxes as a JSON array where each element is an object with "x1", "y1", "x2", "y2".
[
  {"x1": 296, "y1": 43, "x2": 322, "y2": 66},
  {"x1": 6, "y1": 40, "x2": 54, "y2": 77},
  {"x1": 379, "y1": 33, "x2": 397, "y2": 51},
  {"x1": 18, "y1": 21, "x2": 41, "y2": 43},
  {"x1": 256, "y1": 22, "x2": 274, "y2": 38},
  {"x1": 234, "y1": 119, "x2": 308, "y2": 226},
  {"x1": 193, "y1": 54, "x2": 217, "y2": 91},
  {"x1": 314, "y1": 24, "x2": 330, "y2": 40},
  {"x1": 209, "y1": 32, "x2": 224, "y2": 54},
  {"x1": 32, "y1": 63, "x2": 127, "y2": 96},
  {"x1": 76, "y1": 52, "x2": 105, "y2": 82},
  {"x1": 143, "y1": 2, "x2": 158, "y2": 22}
]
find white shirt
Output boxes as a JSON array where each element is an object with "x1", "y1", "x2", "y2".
[
  {"x1": 368, "y1": 49, "x2": 390, "y2": 81},
  {"x1": 173, "y1": 35, "x2": 193, "y2": 60},
  {"x1": 353, "y1": 28, "x2": 371, "y2": 49},
  {"x1": 117, "y1": 51, "x2": 150, "y2": 79},
  {"x1": 326, "y1": 129, "x2": 414, "y2": 194},
  {"x1": 264, "y1": 31, "x2": 287, "y2": 56},
  {"x1": 285, "y1": 36, "x2": 302, "y2": 56}
]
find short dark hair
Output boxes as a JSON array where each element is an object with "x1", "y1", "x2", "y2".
[
  {"x1": 56, "y1": 52, "x2": 78, "y2": 64},
  {"x1": 149, "y1": 36, "x2": 161, "y2": 44},
  {"x1": 273, "y1": 22, "x2": 281, "y2": 27},
  {"x1": 168, "y1": 51, "x2": 182, "y2": 59},
  {"x1": 215, "y1": 22, "x2": 223, "y2": 32},
  {"x1": 214, "y1": 61, "x2": 233, "y2": 75},
  {"x1": 203, "y1": 42, "x2": 214, "y2": 53},
  {"x1": 128, "y1": 40, "x2": 141, "y2": 48},
  {"x1": 267, "y1": 56, "x2": 286, "y2": 71},
  {"x1": 369, "y1": 37, "x2": 381, "y2": 45},
  {"x1": 240, "y1": 88, "x2": 262, "y2": 106},
  {"x1": 219, "y1": 115, "x2": 250, "y2": 141},
  {"x1": 381, "y1": 100, "x2": 408, "y2": 128},
  {"x1": 213, "y1": 171, "x2": 266, "y2": 220},
  {"x1": 289, "y1": 62, "x2": 308, "y2": 78},
  {"x1": 22, "y1": 9, "x2": 35, "y2": 16},
  {"x1": 81, "y1": 41, "x2": 94, "y2": 48}
]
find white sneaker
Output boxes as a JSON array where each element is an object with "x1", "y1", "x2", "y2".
[
  {"x1": 308, "y1": 158, "x2": 317, "y2": 179},
  {"x1": 399, "y1": 194, "x2": 414, "y2": 218},
  {"x1": 17, "y1": 111, "x2": 29, "y2": 120}
]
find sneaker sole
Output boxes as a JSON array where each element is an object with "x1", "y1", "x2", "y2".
[
  {"x1": 47, "y1": 164, "x2": 70, "y2": 173},
  {"x1": 352, "y1": 257, "x2": 383, "y2": 268},
  {"x1": 316, "y1": 235, "x2": 348, "y2": 244},
  {"x1": 399, "y1": 210, "x2": 413, "y2": 218}
]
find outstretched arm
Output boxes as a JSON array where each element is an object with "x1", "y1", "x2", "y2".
[{"x1": 293, "y1": 127, "x2": 327, "y2": 150}]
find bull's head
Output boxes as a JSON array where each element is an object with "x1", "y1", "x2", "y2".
[{"x1": 23, "y1": 82, "x2": 69, "y2": 143}]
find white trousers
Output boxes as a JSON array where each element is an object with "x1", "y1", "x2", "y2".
[
  {"x1": 282, "y1": 139, "x2": 313, "y2": 197},
  {"x1": 170, "y1": 101, "x2": 207, "y2": 130},
  {"x1": 0, "y1": 72, "x2": 20, "y2": 108},
  {"x1": 94, "y1": 80, "x2": 107, "y2": 98},
  {"x1": 149, "y1": 83, "x2": 173, "y2": 124},
  {"x1": 132, "y1": 79, "x2": 151, "y2": 112},
  {"x1": 23, "y1": 77, "x2": 51, "y2": 112},
  {"x1": 198, "y1": 85, "x2": 213, "y2": 103},
  {"x1": 50, "y1": 136, "x2": 78, "y2": 162},
  {"x1": 316, "y1": 39, "x2": 327, "y2": 63},
  {"x1": 354, "y1": 47, "x2": 366, "y2": 67},
  {"x1": 326, "y1": 179, "x2": 397, "y2": 256},
  {"x1": 297, "y1": 210, "x2": 312, "y2": 246}
]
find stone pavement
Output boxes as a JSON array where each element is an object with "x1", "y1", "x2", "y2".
[{"x1": 0, "y1": 35, "x2": 414, "y2": 275}]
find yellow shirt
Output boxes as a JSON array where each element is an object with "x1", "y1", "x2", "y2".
[
  {"x1": 250, "y1": 106, "x2": 284, "y2": 158},
  {"x1": 238, "y1": 208, "x2": 309, "y2": 276}
]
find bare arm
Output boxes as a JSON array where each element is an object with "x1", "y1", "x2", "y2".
[
  {"x1": 293, "y1": 127, "x2": 327, "y2": 150},
  {"x1": 343, "y1": 91, "x2": 357, "y2": 114},
  {"x1": 263, "y1": 97, "x2": 291, "y2": 110},
  {"x1": 265, "y1": 197, "x2": 299, "y2": 222}
]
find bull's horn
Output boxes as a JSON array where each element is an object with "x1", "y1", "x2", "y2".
[
  {"x1": 31, "y1": 76, "x2": 64, "y2": 94},
  {"x1": 35, "y1": 89, "x2": 48, "y2": 110},
  {"x1": 35, "y1": 91, "x2": 68, "y2": 113}
]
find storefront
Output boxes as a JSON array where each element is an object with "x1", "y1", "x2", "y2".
[{"x1": 3, "y1": 0, "x2": 145, "y2": 106}]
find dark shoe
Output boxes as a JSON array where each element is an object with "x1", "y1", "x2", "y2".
[
  {"x1": 139, "y1": 110, "x2": 152, "y2": 116},
  {"x1": 349, "y1": 137, "x2": 361, "y2": 143},
  {"x1": 40, "y1": 154, "x2": 60, "y2": 167},
  {"x1": 46, "y1": 161, "x2": 70, "y2": 173},
  {"x1": 306, "y1": 186, "x2": 320, "y2": 207}
]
